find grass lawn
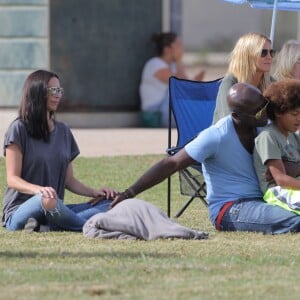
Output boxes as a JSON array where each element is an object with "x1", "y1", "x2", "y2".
[{"x1": 1, "y1": 155, "x2": 300, "y2": 300}]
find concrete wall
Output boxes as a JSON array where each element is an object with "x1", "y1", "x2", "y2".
[
  {"x1": 184, "y1": 0, "x2": 300, "y2": 51},
  {"x1": 0, "y1": 0, "x2": 49, "y2": 107},
  {"x1": 164, "y1": 0, "x2": 300, "y2": 51},
  {"x1": 50, "y1": 0, "x2": 161, "y2": 113}
]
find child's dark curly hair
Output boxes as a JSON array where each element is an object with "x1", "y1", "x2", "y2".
[{"x1": 263, "y1": 79, "x2": 300, "y2": 121}]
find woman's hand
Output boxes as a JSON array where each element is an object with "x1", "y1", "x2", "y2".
[
  {"x1": 38, "y1": 186, "x2": 58, "y2": 199},
  {"x1": 94, "y1": 187, "x2": 119, "y2": 199},
  {"x1": 88, "y1": 187, "x2": 119, "y2": 206}
]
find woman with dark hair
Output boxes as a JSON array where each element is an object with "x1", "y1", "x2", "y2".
[
  {"x1": 139, "y1": 32, "x2": 205, "y2": 127},
  {"x1": 2, "y1": 69, "x2": 117, "y2": 232}
]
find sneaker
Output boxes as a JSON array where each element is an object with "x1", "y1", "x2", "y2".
[
  {"x1": 24, "y1": 218, "x2": 39, "y2": 233},
  {"x1": 24, "y1": 218, "x2": 51, "y2": 233}
]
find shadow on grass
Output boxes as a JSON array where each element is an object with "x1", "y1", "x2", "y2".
[{"x1": 0, "y1": 250, "x2": 174, "y2": 259}]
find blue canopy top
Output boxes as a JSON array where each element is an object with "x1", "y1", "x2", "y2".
[{"x1": 224, "y1": 0, "x2": 300, "y2": 11}]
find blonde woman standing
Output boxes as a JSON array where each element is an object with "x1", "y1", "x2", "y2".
[
  {"x1": 212, "y1": 32, "x2": 275, "y2": 124},
  {"x1": 273, "y1": 40, "x2": 300, "y2": 81}
]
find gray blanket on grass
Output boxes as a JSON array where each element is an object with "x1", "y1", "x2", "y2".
[{"x1": 83, "y1": 198, "x2": 209, "y2": 240}]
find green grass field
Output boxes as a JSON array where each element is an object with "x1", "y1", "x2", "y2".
[{"x1": 1, "y1": 155, "x2": 300, "y2": 300}]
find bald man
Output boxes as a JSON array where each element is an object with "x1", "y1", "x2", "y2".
[{"x1": 109, "y1": 82, "x2": 300, "y2": 234}]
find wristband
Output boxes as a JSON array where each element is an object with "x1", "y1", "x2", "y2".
[{"x1": 122, "y1": 187, "x2": 135, "y2": 199}]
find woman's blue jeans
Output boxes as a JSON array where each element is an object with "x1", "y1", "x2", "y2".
[
  {"x1": 6, "y1": 194, "x2": 111, "y2": 232},
  {"x1": 219, "y1": 198, "x2": 300, "y2": 234}
]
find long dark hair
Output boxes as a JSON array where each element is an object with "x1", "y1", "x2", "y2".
[
  {"x1": 18, "y1": 69, "x2": 59, "y2": 142},
  {"x1": 152, "y1": 32, "x2": 177, "y2": 56}
]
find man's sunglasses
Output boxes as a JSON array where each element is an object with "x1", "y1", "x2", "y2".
[
  {"x1": 47, "y1": 87, "x2": 64, "y2": 97},
  {"x1": 261, "y1": 49, "x2": 276, "y2": 58},
  {"x1": 242, "y1": 100, "x2": 270, "y2": 120},
  {"x1": 254, "y1": 100, "x2": 270, "y2": 119}
]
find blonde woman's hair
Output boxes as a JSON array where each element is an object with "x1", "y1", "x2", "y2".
[
  {"x1": 273, "y1": 40, "x2": 300, "y2": 80},
  {"x1": 227, "y1": 32, "x2": 272, "y2": 91}
]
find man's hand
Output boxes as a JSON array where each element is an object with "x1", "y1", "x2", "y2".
[
  {"x1": 110, "y1": 188, "x2": 135, "y2": 208},
  {"x1": 110, "y1": 193, "x2": 127, "y2": 208}
]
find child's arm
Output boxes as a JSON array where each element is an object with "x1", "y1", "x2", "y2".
[
  {"x1": 267, "y1": 159, "x2": 300, "y2": 189},
  {"x1": 283, "y1": 160, "x2": 300, "y2": 178}
]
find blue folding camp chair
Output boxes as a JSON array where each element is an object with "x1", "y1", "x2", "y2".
[{"x1": 167, "y1": 76, "x2": 222, "y2": 218}]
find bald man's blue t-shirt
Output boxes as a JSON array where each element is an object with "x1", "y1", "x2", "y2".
[{"x1": 185, "y1": 116, "x2": 262, "y2": 224}]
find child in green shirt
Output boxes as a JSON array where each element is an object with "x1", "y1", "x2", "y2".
[{"x1": 254, "y1": 79, "x2": 300, "y2": 213}]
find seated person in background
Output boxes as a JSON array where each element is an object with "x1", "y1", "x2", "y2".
[
  {"x1": 212, "y1": 32, "x2": 275, "y2": 124},
  {"x1": 2, "y1": 69, "x2": 117, "y2": 232},
  {"x1": 254, "y1": 80, "x2": 300, "y2": 213},
  {"x1": 273, "y1": 40, "x2": 300, "y2": 81},
  {"x1": 139, "y1": 32, "x2": 205, "y2": 127},
  {"x1": 112, "y1": 82, "x2": 300, "y2": 234}
]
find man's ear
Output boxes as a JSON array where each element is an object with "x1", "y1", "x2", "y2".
[
  {"x1": 231, "y1": 112, "x2": 239, "y2": 119},
  {"x1": 231, "y1": 111, "x2": 243, "y2": 123}
]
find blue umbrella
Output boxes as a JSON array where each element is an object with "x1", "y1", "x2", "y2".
[{"x1": 223, "y1": 0, "x2": 300, "y2": 43}]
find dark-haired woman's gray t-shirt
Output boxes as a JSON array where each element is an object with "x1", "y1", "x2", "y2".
[{"x1": 2, "y1": 119, "x2": 80, "y2": 226}]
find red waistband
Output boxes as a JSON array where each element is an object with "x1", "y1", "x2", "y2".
[{"x1": 215, "y1": 201, "x2": 235, "y2": 231}]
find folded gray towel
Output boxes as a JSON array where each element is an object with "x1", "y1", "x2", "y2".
[{"x1": 83, "y1": 198, "x2": 209, "y2": 240}]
